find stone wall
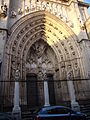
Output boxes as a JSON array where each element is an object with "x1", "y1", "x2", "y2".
[{"x1": 85, "y1": 17, "x2": 90, "y2": 39}]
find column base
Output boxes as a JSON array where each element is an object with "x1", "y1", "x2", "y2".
[
  {"x1": 71, "y1": 101, "x2": 80, "y2": 112},
  {"x1": 44, "y1": 103, "x2": 50, "y2": 107},
  {"x1": 12, "y1": 106, "x2": 21, "y2": 120}
]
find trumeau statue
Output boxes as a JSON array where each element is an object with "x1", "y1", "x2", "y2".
[
  {"x1": 74, "y1": 63, "x2": 80, "y2": 78},
  {"x1": 0, "y1": 3, "x2": 7, "y2": 17},
  {"x1": 61, "y1": 66, "x2": 67, "y2": 80},
  {"x1": 67, "y1": 65, "x2": 73, "y2": 80}
]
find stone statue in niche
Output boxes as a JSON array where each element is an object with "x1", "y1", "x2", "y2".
[
  {"x1": 42, "y1": 62, "x2": 47, "y2": 70},
  {"x1": 67, "y1": 65, "x2": 73, "y2": 80},
  {"x1": 88, "y1": 71, "x2": 90, "y2": 79},
  {"x1": 47, "y1": 61, "x2": 52, "y2": 69},
  {"x1": 26, "y1": 62, "x2": 30, "y2": 71},
  {"x1": 0, "y1": 3, "x2": 7, "y2": 17},
  {"x1": 18, "y1": 8, "x2": 23, "y2": 15},
  {"x1": 25, "y1": 6, "x2": 29, "y2": 13},
  {"x1": 17, "y1": 63, "x2": 21, "y2": 71},
  {"x1": 32, "y1": 61, "x2": 37, "y2": 69},
  {"x1": 38, "y1": 57, "x2": 42, "y2": 66},
  {"x1": 10, "y1": 10, "x2": 16, "y2": 18},
  {"x1": 11, "y1": 61, "x2": 16, "y2": 78},
  {"x1": 31, "y1": 42, "x2": 47, "y2": 58},
  {"x1": 38, "y1": 71, "x2": 43, "y2": 80},
  {"x1": 30, "y1": 59, "x2": 37, "y2": 69},
  {"x1": 74, "y1": 63, "x2": 80, "y2": 78},
  {"x1": 61, "y1": 66, "x2": 67, "y2": 80}
]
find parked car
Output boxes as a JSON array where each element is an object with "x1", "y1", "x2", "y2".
[
  {"x1": 0, "y1": 112, "x2": 12, "y2": 120},
  {"x1": 34, "y1": 106, "x2": 87, "y2": 120}
]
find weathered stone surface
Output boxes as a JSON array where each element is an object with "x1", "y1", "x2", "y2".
[{"x1": 0, "y1": 0, "x2": 90, "y2": 107}]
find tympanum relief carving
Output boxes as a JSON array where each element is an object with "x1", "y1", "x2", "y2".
[{"x1": 26, "y1": 39, "x2": 58, "y2": 80}]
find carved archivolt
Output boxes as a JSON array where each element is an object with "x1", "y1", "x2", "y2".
[{"x1": 4, "y1": 11, "x2": 83, "y2": 81}]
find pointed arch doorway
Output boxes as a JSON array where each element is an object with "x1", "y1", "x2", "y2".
[{"x1": 26, "y1": 39, "x2": 58, "y2": 107}]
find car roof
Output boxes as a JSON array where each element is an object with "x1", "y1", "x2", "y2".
[{"x1": 41, "y1": 106, "x2": 71, "y2": 111}]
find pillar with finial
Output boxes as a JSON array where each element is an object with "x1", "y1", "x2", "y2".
[
  {"x1": 12, "y1": 70, "x2": 21, "y2": 120},
  {"x1": 67, "y1": 66, "x2": 80, "y2": 112},
  {"x1": 42, "y1": 68, "x2": 50, "y2": 107}
]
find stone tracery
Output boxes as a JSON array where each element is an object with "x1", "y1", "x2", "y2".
[{"x1": 26, "y1": 40, "x2": 56, "y2": 77}]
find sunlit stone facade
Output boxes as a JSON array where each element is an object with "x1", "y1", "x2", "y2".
[{"x1": 0, "y1": 0, "x2": 90, "y2": 109}]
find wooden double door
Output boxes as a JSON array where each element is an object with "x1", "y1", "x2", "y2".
[{"x1": 26, "y1": 74, "x2": 56, "y2": 107}]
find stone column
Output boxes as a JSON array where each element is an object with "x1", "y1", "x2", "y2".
[
  {"x1": 44, "y1": 80, "x2": 50, "y2": 106},
  {"x1": 40, "y1": 1, "x2": 43, "y2": 10},
  {"x1": 42, "y1": 69, "x2": 50, "y2": 106},
  {"x1": 23, "y1": 0, "x2": 25, "y2": 15},
  {"x1": 81, "y1": 40, "x2": 90, "y2": 88},
  {"x1": 82, "y1": 41, "x2": 90, "y2": 77},
  {"x1": 35, "y1": 0, "x2": 37, "y2": 11},
  {"x1": 84, "y1": 7, "x2": 89, "y2": 19},
  {"x1": 12, "y1": 70, "x2": 21, "y2": 120},
  {"x1": 1, "y1": 0, "x2": 4, "y2": 5},
  {"x1": 67, "y1": 67, "x2": 80, "y2": 112}
]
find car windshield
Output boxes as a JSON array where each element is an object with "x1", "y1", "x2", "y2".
[{"x1": 47, "y1": 108, "x2": 71, "y2": 114}]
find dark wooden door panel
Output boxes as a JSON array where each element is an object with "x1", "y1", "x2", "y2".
[
  {"x1": 27, "y1": 75, "x2": 38, "y2": 107},
  {"x1": 47, "y1": 74, "x2": 56, "y2": 105}
]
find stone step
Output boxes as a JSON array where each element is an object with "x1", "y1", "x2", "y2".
[
  {"x1": 80, "y1": 106, "x2": 90, "y2": 109},
  {"x1": 22, "y1": 114, "x2": 34, "y2": 120},
  {"x1": 22, "y1": 111, "x2": 35, "y2": 120}
]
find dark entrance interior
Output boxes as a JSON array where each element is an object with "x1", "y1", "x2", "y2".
[
  {"x1": 26, "y1": 74, "x2": 55, "y2": 107},
  {"x1": 26, "y1": 74, "x2": 38, "y2": 107},
  {"x1": 47, "y1": 74, "x2": 56, "y2": 105}
]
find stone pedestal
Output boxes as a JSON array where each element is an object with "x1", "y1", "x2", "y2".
[
  {"x1": 71, "y1": 101, "x2": 80, "y2": 112},
  {"x1": 12, "y1": 106, "x2": 21, "y2": 120}
]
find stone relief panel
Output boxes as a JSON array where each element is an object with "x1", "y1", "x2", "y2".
[
  {"x1": 26, "y1": 39, "x2": 58, "y2": 80},
  {"x1": 74, "y1": 62, "x2": 80, "y2": 78},
  {"x1": 61, "y1": 66, "x2": 67, "y2": 80},
  {"x1": 67, "y1": 64, "x2": 73, "y2": 80}
]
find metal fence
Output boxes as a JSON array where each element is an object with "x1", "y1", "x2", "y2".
[{"x1": 0, "y1": 78, "x2": 90, "y2": 112}]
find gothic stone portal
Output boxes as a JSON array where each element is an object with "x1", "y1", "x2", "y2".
[{"x1": 26, "y1": 39, "x2": 59, "y2": 107}]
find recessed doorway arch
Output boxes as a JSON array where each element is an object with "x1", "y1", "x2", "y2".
[{"x1": 3, "y1": 11, "x2": 86, "y2": 107}]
